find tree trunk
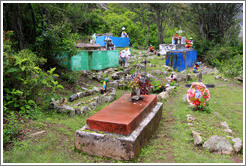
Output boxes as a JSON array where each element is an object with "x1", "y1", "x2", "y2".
[
  {"x1": 147, "y1": 22, "x2": 150, "y2": 46},
  {"x1": 16, "y1": 4, "x2": 25, "y2": 49},
  {"x1": 28, "y1": 3, "x2": 36, "y2": 38},
  {"x1": 156, "y1": 11, "x2": 163, "y2": 44}
]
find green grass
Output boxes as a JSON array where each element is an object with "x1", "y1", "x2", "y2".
[{"x1": 3, "y1": 55, "x2": 243, "y2": 163}]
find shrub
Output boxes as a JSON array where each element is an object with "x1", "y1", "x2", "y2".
[
  {"x1": 35, "y1": 22, "x2": 79, "y2": 69},
  {"x1": 3, "y1": 32, "x2": 64, "y2": 146},
  {"x1": 132, "y1": 43, "x2": 139, "y2": 49}
]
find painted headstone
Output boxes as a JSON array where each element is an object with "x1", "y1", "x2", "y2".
[{"x1": 187, "y1": 82, "x2": 210, "y2": 106}]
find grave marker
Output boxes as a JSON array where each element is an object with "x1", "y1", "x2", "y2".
[{"x1": 75, "y1": 90, "x2": 162, "y2": 160}]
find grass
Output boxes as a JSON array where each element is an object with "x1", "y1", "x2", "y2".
[{"x1": 3, "y1": 53, "x2": 243, "y2": 163}]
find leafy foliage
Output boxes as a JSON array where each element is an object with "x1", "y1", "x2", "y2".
[
  {"x1": 35, "y1": 22, "x2": 79, "y2": 68},
  {"x1": 3, "y1": 31, "x2": 64, "y2": 145}
]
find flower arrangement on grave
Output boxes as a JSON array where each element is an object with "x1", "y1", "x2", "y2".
[
  {"x1": 166, "y1": 74, "x2": 177, "y2": 86},
  {"x1": 125, "y1": 73, "x2": 151, "y2": 96},
  {"x1": 187, "y1": 82, "x2": 210, "y2": 107}
]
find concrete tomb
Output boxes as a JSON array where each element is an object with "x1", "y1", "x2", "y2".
[{"x1": 75, "y1": 94, "x2": 163, "y2": 160}]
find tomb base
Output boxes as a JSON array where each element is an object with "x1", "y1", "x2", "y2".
[{"x1": 74, "y1": 102, "x2": 162, "y2": 160}]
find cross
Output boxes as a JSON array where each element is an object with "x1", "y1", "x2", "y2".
[
  {"x1": 140, "y1": 55, "x2": 150, "y2": 76},
  {"x1": 185, "y1": 73, "x2": 215, "y2": 88}
]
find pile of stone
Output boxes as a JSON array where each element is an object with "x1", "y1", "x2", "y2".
[
  {"x1": 215, "y1": 75, "x2": 228, "y2": 82},
  {"x1": 50, "y1": 87, "x2": 116, "y2": 117},
  {"x1": 186, "y1": 114, "x2": 243, "y2": 155}
]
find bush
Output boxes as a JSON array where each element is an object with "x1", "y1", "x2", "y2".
[
  {"x1": 204, "y1": 43, "x2": 243, "y2": 77},
  {"x1": 3, "y1": 32, "x2": 64, "y2": 146},
  {"x1": 219, "y1": 54, "x2": 243, "y2": 77},
  {"x1": 35, "y1": 22, "x2": 79, "y2": 69},
  {"x1": 132, "y1": 43, "x2": 139, "y2": 49}
]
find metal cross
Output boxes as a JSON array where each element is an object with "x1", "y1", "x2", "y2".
[
  {"x1": 185, "y1": 73, "x2": 215, "y2": 88},
  {"x1": 140, "y1": 55, "x2": 150, "y2": 76}
]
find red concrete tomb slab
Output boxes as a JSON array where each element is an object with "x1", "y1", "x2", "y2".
[{"x1": 86, "y1": 94, "x2": 157, "y2": 135}]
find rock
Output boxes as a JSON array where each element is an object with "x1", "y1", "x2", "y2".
[
  {"x1": 154, "y1": 70, "x2": 162, "y2": 75},
  {"x1": 81, "y1": 87, "x2": 88, "y2": 91},
  {"x1": 215, "y1": 76, "x2": 222, "y2": 80},
  {"x1": 111, "y1": 88, "x2": 116, "y2": 94},
  {"x1": 162, "y1": 71, "x2": 169, "y2": 76},
  {"x1": 50, "y1": 98, "x2": 59, "y2": 108},
  {"x1": 81, "y1": 70, "x2": 89, "y2": 77},
  {"x1": 108, "y1": 81, "x2": 118, "y2": 88},
  {"x1": 192, "y1": 130, "x2": 203, "y2": 146},
  {"x1": 103, "y1": 96, "x2": 115, "y2": 103},
  {"x1": 157, "y1": 92, "x2": 169, "y2": 101},
  {"x1": 92, "y1": 87, "x2": 101, "y2": 92},
  {"x1": 123, "y1": 68, "x2": 131, "y2": 74},
  {"x1": 214, "y1": 68, "x2": 219, "y2": 75},
  {"x1": 186, "y1": 74, "x2": 191, "y2": 81},
  {"x1": 203, "y1": 135, "x2": 233, "y2": 155},
  {"x1": 87, "y1": 89, "x2": 94, "y2": 95},
  {"x1": 110, "y1": 92, "x2": 116, "y2": 99},
  {"x1": 223, "y1": 129, "x2": 232, "y2": 135},
  {"x1": 132, "y1": 64, "x2": 144, "y2": 69},
  {"x1": 187, "y1": 116, "x2": 196, "y2": 123},
  {"x1": 70, "y1": 109, "x2": 75, "y2": 117},
  {"x1": 96, "y1": 94, "x2": 106, "y2": 105},
  {"x1": 232, "y1": 138, "x2": 242, "y2": 153},
  {"x1": 220, "y1": 121, "x2": 229, "y2": 129},
  {"x1": 69, "y1": 94, "x2": 78, "y2": 102},
  {"x1": 89, "y1": 102, "x2": 97, "y2": 110},
  {"x1": 59, "y1": 97, "x2": 67, "y2": 105},
  {"x1": 166, "y1": 86, "x2": 176, "y2": 95},
  {"x1": 104, "y1": 68, "x2": 115, "y2": 74},
  {"x1": 77, "y1": 91, "x2": 88, "y2": 98},
  {"x1": 188, "y1": 123, "x2": 193, "y2": 126},
  {"x1": 177, "y1": 74, "x2": 188, "y2": 82},
  {"x1": 148, "y1": 63, "x2": 156, "y2": 67},
  {"x1": 56, "y1": 105, "x2": 75, "y2": 114},
  {"x1": 146, "y1": 73, "x2": 156, "y2": 80},
  {"x1": 30, "y1": 130, "x2": 46, "y2": 136},
  {"x1": 81, "y1": 106, "x2": 91, "y2": 114},
  {"x1": 223, "y1": 78, "x2": 228, "y2": 82},
  {"x1": 97, "y1": 74, "x2": 104, "y2": 82},
  {"x1": 163, "y1": 65, "x2": 173, "y2": 71},
  {"x1": 234, "y1": 77, "x2": 243, "y2": 82},
  {"x1": 186, "y1": 114, "x2": 193, "y2": 117},
  {"x1": 111, "y1": 71, "x2": 125, "y2": 80},
  {"x1": 75, "y1": 108, "x2": 81, "y2": 115}
]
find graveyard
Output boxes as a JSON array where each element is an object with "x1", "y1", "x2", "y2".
[
  {"x1": 3, "y1": 48, "x2": 243, "y2": 163},
  {"x1": 3, "y1": 3, "x2": 243, "y2": 164}
]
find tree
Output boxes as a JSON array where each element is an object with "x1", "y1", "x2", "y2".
[
  {"x1": 189, "y1": 3, "x2": 243, "y2": 44},
  {"x1": 149, "y1": 3, "x2": 171, "y2": 44}
]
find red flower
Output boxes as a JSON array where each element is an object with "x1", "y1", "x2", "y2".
[
  {"x1": 193, "y1": 99, "x2": 200, "y2": 106},
  {"x1": 202, "y1": 94, "x2": 209, "y2": 100}
]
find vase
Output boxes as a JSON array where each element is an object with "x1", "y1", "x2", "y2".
[
  {"x1": 131, "y1": 87, "x2": 137, "y2": 97},
  {"x1": 136, "y1": 88, "x2": 141, "y2": 97}
]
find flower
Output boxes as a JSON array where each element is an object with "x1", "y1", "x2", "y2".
[{"x1": 193, "y1": 99, "x2": 200, "y2": 106}]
